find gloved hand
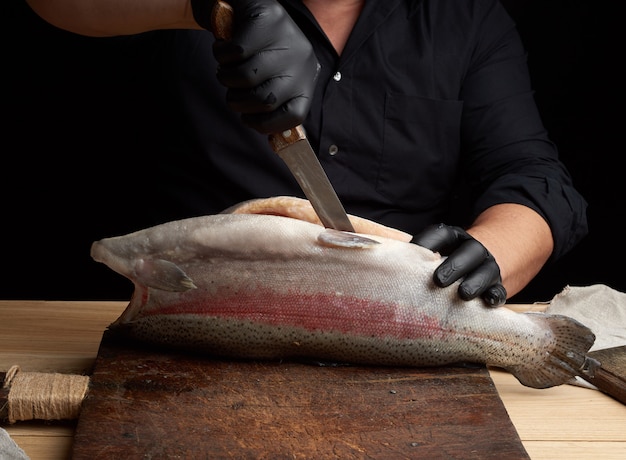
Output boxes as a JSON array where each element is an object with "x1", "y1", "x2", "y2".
[
  {"x1": 191, "y1": 0, "x2": 320, "y2": 134},
  {"x1": 411, "y1": 224, "x2": 507, "y2": 307}
]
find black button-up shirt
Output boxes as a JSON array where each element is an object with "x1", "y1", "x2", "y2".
[
  {"x1": 156, "y1": 0, "x2": 586, "y2": 260},
  {"x1": 285, "y1": 0, "x2": 588, "y2": 261},
  {"x1": 4, "y1": 0, "x2": 589, "y2": 299},
  {"x1": 24, "y1": 0, "x2": 586, "y2": 261}
]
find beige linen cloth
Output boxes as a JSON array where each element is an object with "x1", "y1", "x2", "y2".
[
  {"x1": 544, "y1": 284, "x2": 626, "y2": 388},
  {"x1": 0, "y1": 427, "x2": 30, "y2": 460},
  {"x1": 546, "y1": 284, "x2": 626, "y2": 352}
]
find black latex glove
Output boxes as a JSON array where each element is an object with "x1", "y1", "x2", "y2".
[
  {"x1": 191, "y1": 0, "x2": 320, "y2": 134},
  {"x1": 411, "y1": 224, "x2": 507, "y2": 307}
]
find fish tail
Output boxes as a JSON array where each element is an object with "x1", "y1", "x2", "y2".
[{"x1": 508, "y1": 313, "x2": 598, "y2": 389}]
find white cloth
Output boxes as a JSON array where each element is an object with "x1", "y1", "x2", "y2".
[
  {"x1": 546, "y1": 284, "x2": 626, "y2": 352},
  {"x1": 544, "y1": 284, "x2": 626, "y2": 389},
  {"x1": 0, "y1": 428, "x2": 30, "y2": 460}
]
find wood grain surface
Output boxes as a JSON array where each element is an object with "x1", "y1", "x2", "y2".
[
  {"x1": 72, "y1": 330, "x2": 529, "y2": 459},
  {"x1": 1, "y1": 301, "x2": 624, "y2": 460}
]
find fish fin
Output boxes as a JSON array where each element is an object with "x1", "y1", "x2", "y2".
[
  {"x1": 508, "y1": 313, "x2": 597, "y2": 389},
  {"x1": 135, "y1": 258, "x2": 197, "y2": 292},
  {"x1": 317, "y1": 229, "x2": 381, "y2": 249},
  {"x1": 110, "y1": 285, "x2": 150, "y2": 326}
]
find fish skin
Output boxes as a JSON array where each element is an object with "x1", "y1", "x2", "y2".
[
  {"x1": 224, "y1": 196, "x2": 413, "y2": 242},
  {"x1": 91, "y1": 200, "x2": 596, "y2": 389}
]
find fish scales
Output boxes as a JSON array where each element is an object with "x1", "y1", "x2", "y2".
[{"x1": 91, "y1": 198, "x2": 597, "y2": 389}]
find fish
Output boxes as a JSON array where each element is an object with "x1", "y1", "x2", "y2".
[{"x1": 90, "y1": 196, "x2": 598, "y2": 389}]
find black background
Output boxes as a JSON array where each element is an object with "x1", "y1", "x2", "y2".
[
  {"x1": 500, "y1": 0, "x2": 623, "y2": 302},
  {"x1": 2, "y1": 1, "x2": 623, "y2": 302}
]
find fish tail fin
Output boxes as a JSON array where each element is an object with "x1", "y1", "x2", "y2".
[{"x1": 508, "y1": 313, "x2": 598, "y2": 389}]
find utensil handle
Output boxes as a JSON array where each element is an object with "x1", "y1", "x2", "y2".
[
  {"x1": 211, "y1": 0, "x2": 233, "y2": 41},
  {"x1": 268, "y1": 126, "x2": 307, "y2": 152}
]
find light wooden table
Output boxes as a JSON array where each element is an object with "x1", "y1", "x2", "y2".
[{"x1": 1, "y1": 301, "x2": 624, "y2": 460}]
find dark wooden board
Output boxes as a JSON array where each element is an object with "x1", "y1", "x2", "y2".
[
  {"x1": 72, "y1": 330, "x2": 529, "y2": 459},
  {"x1": 580, "y1": 345, "x2": 626, "y2": 405}
]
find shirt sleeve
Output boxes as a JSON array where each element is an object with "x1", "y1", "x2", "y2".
[{"x1": 459, "y1": 0, "x2": 588, "y2": 261}]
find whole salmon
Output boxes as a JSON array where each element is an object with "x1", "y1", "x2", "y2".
[{"x1": 91, "y1": 197, "x2": 596, "y2": 389}]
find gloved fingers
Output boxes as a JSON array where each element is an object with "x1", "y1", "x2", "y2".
[
  {"x1": 212, "y1": 0, "x2": 305, "y2": 64},
  {"x1": 433, "y1": 239, "x2": 488, "y2": 287},
  {"x1": 456, "y1": 258, "x2": 502, "y2": 299},
  {"x1": 222, "y1": 57, "x2": 318, "y2": 130},
  {"x1": 225, "y1": 0, "x2": 289, "y2": 48},
  {"x1": 225, "y1": 81, "x2": 310, "y2": 124},
  {"x1": 241, "y1": 96, "x2": 313, "y2": 134},
  {"x1": 212, "y1": 40, "x2": 246, "y2": 66},
  {"x1": 482, "y1": 284, "x2": 507, "y2": 307},
  {"x1": 411, "y1": 223, "x2": 506, "y2": 306},
  {"x1": 216, "y1": 41, "x2": 311, "y2": 88},
  {"x1": 216, "y1": 54, "x2": 282, "y2": 89},
  {"x1": 222, "y1": 57, "x2": 312, "y2": 111},
  {"x1": 411, "y1": 224, "x2": 469, "y2": 254},
  {"x1": 209, "y1": 0, "x2": 318, "y2": 134},
  {"x1": 224, "y1": 82, "x2": 280, "y2": 113}
]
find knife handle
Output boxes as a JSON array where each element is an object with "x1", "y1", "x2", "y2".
[
  {"x1": 268, "y1": 126, "x2": 307, "y2": 153},
  {"x1": 211, "y1": 1, "x2": 308, "y2": 153},
  {"x1": 211, "y1": 0, "x2": 233, "y2": 41}
]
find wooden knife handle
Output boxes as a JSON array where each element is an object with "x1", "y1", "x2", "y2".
[
  {"x1": 268, "y1": 126, "x2": 307, "y2": 152},
  {"x1": 210, "y1": 0, "x2": 307, "y2": 151},
  {"x1": 211, "y1": 0, "x2": 233, "y2": 40}
]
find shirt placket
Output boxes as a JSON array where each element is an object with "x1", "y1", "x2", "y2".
[{"x1": 318, "y1": 60, "x2": 356, "y2": 186}]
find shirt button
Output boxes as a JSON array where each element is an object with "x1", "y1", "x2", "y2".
[
  {"x1": 328, "y1": 144, "x2": 339, "y2": 156},
  {"x1": 333, "y1": 72, "x2": 342, "y2": 82}
]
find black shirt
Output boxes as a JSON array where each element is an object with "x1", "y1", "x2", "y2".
[
  {"x1": 4, "y1": 0, "x2": 588, "y2": 299},
  {"x1": 154, "y1": 0, "x2": 587, "y2": 261}
]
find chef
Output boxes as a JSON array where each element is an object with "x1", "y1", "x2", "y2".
[{"x1": 17, "y1": 0, "x2": 587, "y2": 305}]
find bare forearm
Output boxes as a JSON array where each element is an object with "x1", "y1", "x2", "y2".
[
  {"x1": 466, "y1": 204, "x2": 554, "y2": 299},
  {"x1": 25, "y1": 0, "x2": 202, "y2": 36}
]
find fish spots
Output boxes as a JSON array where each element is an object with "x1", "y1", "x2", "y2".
[
  {"x1": 116, "y1": 307, "x2": 596, "y2": 389},
  {"x1": 134, "y1": 284, "x2": 449, "y2": 343},
  {"x1": 126, "y1": 313, "x2": 472, "y2": 368}
]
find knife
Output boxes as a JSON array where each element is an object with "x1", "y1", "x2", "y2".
[{"x1": 211, "y1": 0, "x2": 355, "y2": 232}]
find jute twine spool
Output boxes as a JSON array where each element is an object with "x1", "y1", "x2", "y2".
[{"x1": 2, "y1": 365, "x2": 89, "y2": 423}]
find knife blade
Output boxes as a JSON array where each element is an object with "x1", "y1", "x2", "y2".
[
  {"x1": 267, "y1": 127, "x2": 354, "y2": 231},
  {"x1": 211, "y1": 0, "x2": 355, "y2": 232}
]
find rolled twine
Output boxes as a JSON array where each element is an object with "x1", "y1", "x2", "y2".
[{"x1": 2, "y1": 365, "x2": 89, "y2": 423}]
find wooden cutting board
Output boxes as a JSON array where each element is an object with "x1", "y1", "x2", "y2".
[
  {"x1": 71, "y1": 330, "x2": 529, "y2": 459},
  {"x1": 580, "y1": 345, "x2": 626, "y2": 404}
]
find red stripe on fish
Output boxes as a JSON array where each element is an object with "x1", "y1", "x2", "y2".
[{"x1": 136, "y1": 286, "x2": 447, "y2": 341}]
